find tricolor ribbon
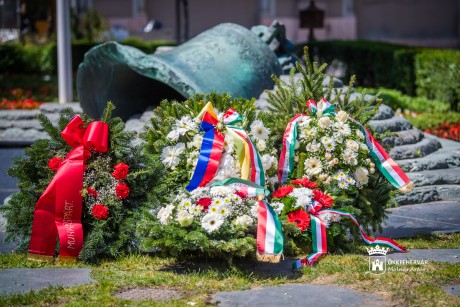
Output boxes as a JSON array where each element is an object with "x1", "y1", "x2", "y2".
[
  {"x1": 28, "y1": 115, "x2": 108, "y2": 262},
  {"x1": 211, "y1": 178, "x2": 283, "y2": 262},
  {"x1": 186, "y1": 102, "x2": 265, "y2": 191},
  {"x1": 293, "y1": 207, "x2": 407, "y2": 269},
  {"x1": 278, "y1": 98, "x2": 414, "y2": 192}
]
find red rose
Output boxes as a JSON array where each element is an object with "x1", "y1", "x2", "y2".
[
  {"x1": 291, "y1": 178, "x2": 318, "y2": 189},
  {"x1": 313, "y1": 190, "x2": 334, "y2": 208},
  {"x1": 112, "y1": 162, "x2": 129, "y2": 180},
  {"x1": 86, "y1": 187, "x2": 98, "y2": 198},
  {"x1": 196, "y1": 197, "x2": 212, "y2": 211},
  {"x1": 48, "y1": 157, "x2": 63, "y2": 171},
  {"x1": 272, "y1": 185, "x2": 294, "y2": 199},
  {"x1": 115, "y1": 182, "x2": 130, "y2": 199},
  {"x1": 92, "y1": 203, "x2": 109, "y2": 220},
  {"x1": 235, "y1": 190, "x2": 247, "y2": 198},
  {"x1": 287, "y1": 209, "x2": 311, "y2": 232}
]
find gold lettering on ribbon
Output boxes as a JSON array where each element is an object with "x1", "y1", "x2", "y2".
[{"x1": 63, "y1": 201, "x2": 75, "y2": 250}]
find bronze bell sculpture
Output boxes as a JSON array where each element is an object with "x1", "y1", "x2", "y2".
[{"x1": 77, "y1": 23, "x2": 284, "y2": 120}]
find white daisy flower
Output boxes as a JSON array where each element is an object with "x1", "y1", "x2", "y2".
[
  {"x1": 271, "y1": 201, "x2": 285, "y2": 215},
  {"x1": 201, "y1": 213, "x2": 224, "y2": 233},
  {"x1": 324, "y1": 142, "x2": 335, "y2": 152},
  {"x1": 157, "y1": 205, "x2": 175, "y2": 225},
  {"x1": 160, "y1": 143, "x2": 185, "y2": 169},
  {"x1": 250, "y1": 120, "x2": 270, "y2": 141},
  {"x1": 338, "y1": 181, "x2": 349, "y2": 189}
]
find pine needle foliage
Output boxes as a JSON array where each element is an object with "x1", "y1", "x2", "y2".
[{"x1": 2, "y1": 102, "x2": 163, "y2": 262}]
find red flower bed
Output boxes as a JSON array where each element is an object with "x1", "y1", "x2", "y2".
[
  {"x1": 424, "y1": 121, "x2": 460, "y2": 142},
  {"x1": 0, "y1": 98, "x2": 43, "y2": 110}
]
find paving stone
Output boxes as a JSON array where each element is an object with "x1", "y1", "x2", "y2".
[
  {"x1": 442, "y1": 284, "x2": 460, "y2": 297},
  {"x1": 386, "y1": 249, "x2": 459, "y2": 264},
  {"x1": 0, "y1": 268, "x2": 95, "y2": 295},
  {"x1": 114, "y1": 287, "x2": 182, "y2": 301},
  {"x1": 11, "y1": 119, "x2": 43, "y2": 130},
  {"x1": 408, "y1": 168, "x2": 460, "y2": 187},
  {"x1": 376, "y1": 201, "x2": 460, "y2": 238},
  {"x1": 39, "y1": 102, "x2": 83, "y2": 113},
  {"x1": 368, "y1": 116, "x2": 413, "y2": 133},
  {"x1": 0, "y1": 110, "x2": 40, "y2": 120},
  {"x1": 372, "y1": 104, "x2": 394, "y2": 120},
  {"x1": 397, "y1": 147, "x2": 460, "y2": 172},
  {"x1": 210, "y1": 284, "x2": 388, "y2": 307},
  {"x1": 382, "y1": 129, "x2": 424, "y2": 147},
  {"x1": 437, "y1": 185, "x2": 460, "y2": 201}
]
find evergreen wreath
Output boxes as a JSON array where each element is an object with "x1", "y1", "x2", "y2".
[
  {"x1": 2, "y1": 103, "x2": 163, "y2": 262},
  {"x1": 257, "y1": 47, "x2": 401, "y2": 254}
]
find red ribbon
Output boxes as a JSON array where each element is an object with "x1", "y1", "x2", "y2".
[{"x1": 28, "y1": 116, "x2": 108, "y2": 262}]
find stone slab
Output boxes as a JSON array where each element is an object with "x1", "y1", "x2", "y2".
[
  {"x1": 115, "y1": 287, "x2": 182, "y2": 301},
  {"x1": 210, "y1": 284, "x2": 387, "y2": 307},
  {"x1": 368, "y1": 116, "x2": 413, "y2": 133},
  {"x1": 408, "y1": 168, "x2": 460, "y2": 187},
  {"x1": 0, "y1": 148, "x2": 23, "y2": 202},
  {"x1": 389, "y1": 135, "x2": 441, "y2": 160},
  {"x1": 0, "y1": 268, "x2": 95, "y2": 295},
  {"x1": 443, "y1": 285, "x2": 460, "y2": 297},
  {"x1": 387, "y1": 249, "x2": 459, "y2": 264},
  {"x1": 376, "y1": 201, "x2": 460, "y2": 238}
]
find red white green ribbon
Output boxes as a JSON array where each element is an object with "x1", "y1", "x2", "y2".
[
  {"x1": 211, "y1": 178, "x2": 269, "y2": 197},
  {"x1": 257, "y1": 199, "x2": 284, "y2": 262},
  {"x1": 278, "y1": 98, "x2": 414, "y2": 192},
  {"x1": 293, "y1": 208, "x2": 407, "y2": 269}
]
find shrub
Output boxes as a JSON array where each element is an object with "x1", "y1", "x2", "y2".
[
  {"x1": 415, "y1": 50, "x2": 460, "y2": 111},
  {"x1": 406, "y1": 112, "x2": 460, "y2": 131}
]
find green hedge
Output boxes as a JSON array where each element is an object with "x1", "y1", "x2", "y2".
[
  {"x1": 0, "y1": 39, "x2": 176, "y2": 74},
  {"x1": 415, "y1": 50, "x2": 460, "y2": 111},
  {"x1": 298, "y1": 40, "x2": 460, "y2": 110}
]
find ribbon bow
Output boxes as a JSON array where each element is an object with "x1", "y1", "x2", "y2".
[
  {"x1": 186, "y1": 102, "x2": 265, "y2": 191},
  {"x1": 28, "y1": 115, "x2": 108, "y2": 262},
  {"x1": 278, "y1": 98, "x2": 414, "y2": 192},
  {"x1": 293, "y1": 192, "x2": 407, "y2": 268}
]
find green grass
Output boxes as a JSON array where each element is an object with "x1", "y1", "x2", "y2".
[{"x1": 0, "y1": 234, "x2": 459, "y2": 306}]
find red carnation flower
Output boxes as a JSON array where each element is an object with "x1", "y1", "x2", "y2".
[
  {"x1": 235, "y1": 190, "x2": 247, "y2": 198},
  {"x1": 291, "y1": 178, "x2": 318, "y2": 189},
  {"x1": 112, "y1": 162, "x2": 129, "y2": 180},
  {"x1": 115, "y1": 182, "x2": 130, "y2": 199},
  {"x1": 196, "y1": 197, "x2": 212, "y2": 211},
  {"x1": 92, "y1": 203, "x2": 109, "y2": 220},
  {"x1": 272, "y1": 185, "x2": 294, "y2": 199},
  {"x1": 287, "y1": 209, "x2": 311, "y2": 232},
  {"x1": 86, "y1": 187, "x2": 98, "y2": 198},
  {"x1": 48, "y1": 157, "x2": 63, "y2": 171},
  {"x1": 313, "y1": 190, "x2": 334, "y2": 208}
]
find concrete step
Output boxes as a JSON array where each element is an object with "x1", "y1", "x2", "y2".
[
  {"x1": 396, "y1": 138, "x2": 460, "y2": 172},
  {"x1": 389, "y1": 134, "x2": 441, "y2": 160},
  {"x1": 408, "y1": 168, "x2": 460, "y2": 187},
  {"x1": 372, "y1": 104, "x2": 394, "y2": 120},
  {"x1": 397, "y1": 184, "x2": 460, "y2": 205},
  {"x1": 368, "y1": 116, "x2": 413, "y2": 133},
  {"x1": 382, "y1": 128, "x2": 424, "y2": 147}
]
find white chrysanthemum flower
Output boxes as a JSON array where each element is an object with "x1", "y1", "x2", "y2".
[
  {"x1": 209, "y1": 204, "x2": 219, "y2": 214},
  {"x1": 201, "y1": 213, "x2": 224, "y2": 233},
  {"x1": 256, "y1": 139, "x2": 267, "y2": 152},
  {"x1": 271, "y1": 201, "x2": 285, "y2": 215},
  {"x1": 250, "y1": 203, "x2": 259, "y2": 218},
  {"x1": 157, "y1": 205, "x2": 175, "y2": 225},
  {"x1": 356, "y1": 129, "x2": 365, "y2": 140},
  {"x1": 235, "y1": 215, "x2": 253, "y2": 228},
  {"x1": 360, "y1": 143, "x2": 369, "y2": 152},
  {"x1": 336, "y1": 123, "x2": 351, "y2": 137},
  {"x1": 346, "y1": 139, "x2": 360, "y2": 152},
  {"x1": 177, "y1": 210, "x2": 194, "y2": 227},
  {"x1": 180, "y1": 198, "x2": 193, "y2": 209},
  {"x1": 291, "y1": 187, "x2": 313, "y2": 208},
  {"x1": 348, "y1": 158, "x2": 358, "y2": 166},
  {"x1": 298, "y1": 117, "x2": 312, "y2": 128},
  {"x1": 261, "y1": 154, "x2": 277, "y2": 171},
  {"x1": 305, "y1": 157, "x2": 323, "y2": 177},
  {"x1": 160, "y1": 143, "x2": 185, "y2": 169},
  {"x1": 321, "y1": 136, "x2": 333, "y2": 145},
  {"x1": 345, "y1": 175, "x2": 356, "y2": 185},
  {"x1": 190, "y1": 187, "x2": 206, "y2": 198},
  {"x1": 189, "y1": 134, "x2": 203, "y2": 149},
  {"x1": 250, "y1": 120, "x2": 270, "y2": 141},
  {"x1": 166, "y1": 129, "x2": 180, "y2": 141},
  {"x1": 218, "y1": 205, "x2": 230, "y2": 217},
  {"x1": 175, "y1": 116, "x2": 198, "y2": 135},
  {"x1": 305, "y1": 127, "x2": 317, "y2": 140},
  {"x1": 343, "y1": 149, "x2": 357, "y2": 160},
  {"x1": 211, "y1": 197, "x2": 224, "y2": 207},
  {"x1": 306, "y1": 140, "x2": 321, "y2": 153},
  {"x1": 336, "y1": 110, "x2": 348, "y2": 123}
]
